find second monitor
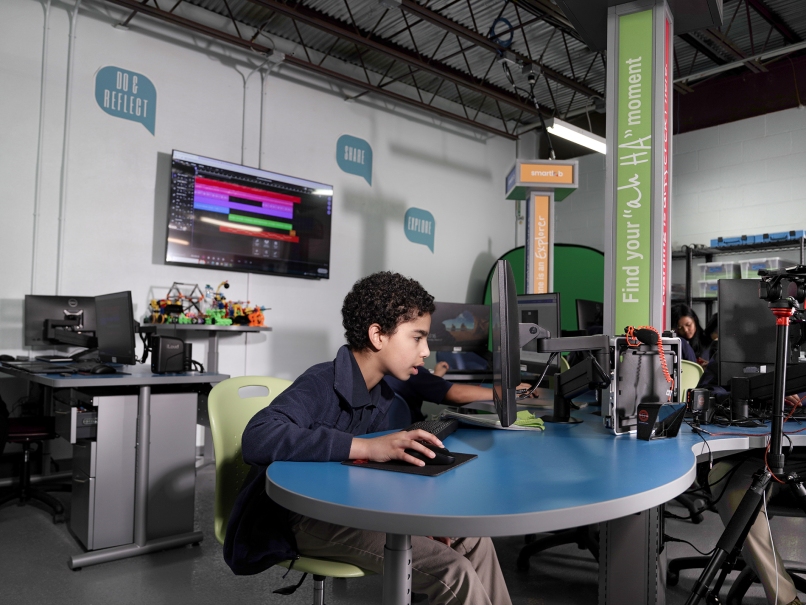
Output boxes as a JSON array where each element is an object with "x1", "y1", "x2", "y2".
[{"x1": 517, "y1": 293, "x2": 560, "y2": 374}]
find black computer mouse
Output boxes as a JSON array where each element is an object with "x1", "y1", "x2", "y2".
[
  {"x1": 91, "y1": 364, "x2": 117, "y2": 375},
  {"x1": 0, "y1": 354, "x2": 14, "y2": 362},
  {"x1": 405, "y1": 442, "x2": 455, "y2": 466}
]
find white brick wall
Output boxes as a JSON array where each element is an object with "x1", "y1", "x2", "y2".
[
  {"x1": 555, "y1": 106, "x2": 806, "y2": 255},
  {"x1": 672, "y1": 106, "x2": 806, "y2": 248}
]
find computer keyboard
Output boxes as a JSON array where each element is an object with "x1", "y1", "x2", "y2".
[
  {"x1": 403, "y1": 418, "x2": 459, "y2": 441},
  {"x1": 3, "y1": 360, "x2": 105, "y2": 374}
]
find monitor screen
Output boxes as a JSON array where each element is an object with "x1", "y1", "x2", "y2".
[
  {"x1": 24, "y1": 295, "x2": 96, "y2": 347},
  {"x1": 166, "y1": 150, "x2": 333, "y2": 279},
  {"x1": 517, "y1": 293, "x2": 560, "y2": 372},
  {"x1": 576, "y1": 299, "x2": 603, "y2": 331},
  {"x1": 95, "y1": 291, "x2": 137, "y2": 365},
  {"x1": 427, "y1": 302, "x2": 490, "y2": 352},
  {"x1": 491, "y1": 260, "x2": 520, "y2": 427},
  {"x1": 718, "y1": 279, "x2": 780, "y2": 386}
]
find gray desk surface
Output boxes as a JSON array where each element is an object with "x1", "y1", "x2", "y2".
[{"x1": 0, "y1": 363, "x2": 228, "y2": 388}]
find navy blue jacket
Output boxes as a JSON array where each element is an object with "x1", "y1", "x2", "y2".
[
  {"x1": 384, "y1": 367, "x2": 453, "y2": 422},
  {"x1": 223, "y1": 346, "x2": 395, "y2": 575}
]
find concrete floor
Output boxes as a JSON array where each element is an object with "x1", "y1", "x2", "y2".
[{"x1": 1, "y1": 463, "x2": 803, "y2": 605}]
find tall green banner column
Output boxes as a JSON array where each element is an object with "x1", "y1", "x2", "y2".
[{"x1": 604, "y1": 0, "x2": 673, "y2": 336}]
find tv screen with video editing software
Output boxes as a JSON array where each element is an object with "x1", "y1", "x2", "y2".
[{"x1": 166, "y1": 151, "x2": 333, "y2": 279}]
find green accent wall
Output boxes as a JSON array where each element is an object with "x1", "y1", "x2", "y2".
[{"x1": 483, "y1": 244, "x2": 604, "y2": 331}]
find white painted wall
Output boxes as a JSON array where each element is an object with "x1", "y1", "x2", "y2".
[
  {"x1": 0, "y1": 0, "x2": 521, "y2": 381},
  {"x1": 554, "y1": 107, "x2": 806, "y2": 283}
]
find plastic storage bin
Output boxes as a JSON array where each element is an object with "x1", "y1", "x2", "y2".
[
  {"x1": 739, "y1": 257, "x2": 798, "y2": 279},
  {"x1": 711, "y1": 235, "x2": 756, "y2": 248},
  {"x1": 761, "y1": 230, "x2": 804, "y2": 243},
  {"x1": 697, "y1": 261, "x2": 741, "y2": 280},
  {"x1": 697, "y1": 280, "x2": 719, "y2": 298}
]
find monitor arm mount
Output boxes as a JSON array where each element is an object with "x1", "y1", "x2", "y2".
[
  {"x1": 523, "y1": 330, "x2": 611, "y2": 425},
  {"x1": 44, "y1": 318, "x2": 97, "y2": 349},
  {"x1": 686, "y1": 266, "x2": 806, "y2": 605}
]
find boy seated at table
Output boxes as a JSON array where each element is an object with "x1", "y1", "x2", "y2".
[{"x1": 224, "y1": 271, "x2": 512, "y2": 605}]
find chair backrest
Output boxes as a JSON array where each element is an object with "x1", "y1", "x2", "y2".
[
  {"x1": 208, "y1": 376, "x2": 292, "y2": 544},
  {"x1": 679, "y1": 360, "x2": 704, "y2": 402}
]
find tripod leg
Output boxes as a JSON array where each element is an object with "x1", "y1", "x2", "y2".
[{"x1": 685, "y1": 469, "x2": 771, "y2": 605}]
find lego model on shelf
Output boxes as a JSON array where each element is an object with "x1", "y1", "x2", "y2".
[{"x1": 145, "y1": 280, "x2": 267, "y2": 327}]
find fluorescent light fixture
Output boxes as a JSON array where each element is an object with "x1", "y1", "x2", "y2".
[
  {"x1": 313, "y1": 188, "x2": 334, "y2": 196},
  {"x1": 200, "y1": 216, "x2": 262, "y2": 233},
  {"x1": 546, "y1": 117, "x2": 606, "y2": 154}
]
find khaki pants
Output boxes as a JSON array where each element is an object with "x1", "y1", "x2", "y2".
[
  {"x1": 709, "y1": 457, "x2": 798, "y2": 605},
  {"x1": 290, "y1": 514, "x2": 513, "y2": 605}
]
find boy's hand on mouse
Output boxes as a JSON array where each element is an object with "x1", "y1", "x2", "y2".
[{"x1": 350, "y1": 430, "x2": 443, "y2": 467}]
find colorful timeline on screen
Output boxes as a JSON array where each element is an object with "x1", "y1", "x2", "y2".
[{"x1": 192, "y1": 176, "x2": 301, "y2": 243}]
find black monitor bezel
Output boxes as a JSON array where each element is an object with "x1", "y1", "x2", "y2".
[
  {"x1": 491, "y1": 260, "x2": 520, "y2": 427},
  {"x1": 165, "y1": 150, "x2": 333, "y2": 280}
]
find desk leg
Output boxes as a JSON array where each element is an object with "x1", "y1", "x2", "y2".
[
  {"x1": 68, "y1": 386, "x2": 203, "y2": 569},
  {"x1": 598, "y1": 507, "x2": 665, "y2": 605},
  {"x1": 383, "y1": 533, "x2": 412, "y2": 605}
]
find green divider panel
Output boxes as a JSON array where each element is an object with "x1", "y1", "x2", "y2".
[{"x1": 483, "y1": 244, "x2": 604, "y2": 332}]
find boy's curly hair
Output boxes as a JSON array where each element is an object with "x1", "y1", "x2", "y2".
[{"x1": 342, "y1": 272, "x2": 435, "y2": 350}]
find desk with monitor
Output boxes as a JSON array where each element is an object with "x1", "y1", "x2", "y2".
[
  {"x1": 2, "y1": 290, "x2": 229, "y2": 568},
  {"x1": 267, "y1": 404, "x2": 806, "y2": 605},
  {"x1": 0, "y1": 363, "x2": 228, "y2": 568}
]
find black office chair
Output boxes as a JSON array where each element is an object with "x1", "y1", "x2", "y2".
[
  {"x1": 517, "y1": 525, "x2": 599, "y2": 571},
  {"x1": 0, "y1": 416, "x2": 65, "y2": 523}
]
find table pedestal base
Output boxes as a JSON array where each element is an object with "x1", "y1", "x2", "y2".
[
  {"x1": 68, "y1": 530, "x2": 203, "y2": 569},
  {"x1": 383, "y1": 533, "x2": 412, "y2": 605}
]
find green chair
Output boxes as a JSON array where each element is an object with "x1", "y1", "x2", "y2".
[
  {"x1": 679, "y1": 359, "x2": 704, "y2": 402},
  {"x1": 208, "y1": 376, "x2": 372, "y2": 605}
]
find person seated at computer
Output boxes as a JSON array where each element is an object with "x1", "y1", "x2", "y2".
[
  {"x1": 384, "y1": 361, "x2": 534, "y2": 424},
  {"x1": 672, "y1": 304, "x2": 711, "y2": 368},
  {"x1": 224, "y1": 272, "x2": 512, "y2": 605}
]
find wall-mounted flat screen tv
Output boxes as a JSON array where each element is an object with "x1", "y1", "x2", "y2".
[{"x1": 166, "y1": 150, "x2": 333, "y2": 279}]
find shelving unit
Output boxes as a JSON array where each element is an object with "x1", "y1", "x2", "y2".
[{"x1": 671, "y1": 237, "x2": 806, "y2": 318}]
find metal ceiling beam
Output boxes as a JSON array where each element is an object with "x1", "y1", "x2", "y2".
[
  {"x1": 702, "y1": 27, "x2": 767, "y2": 72},
  {"x1": 104, "y1": 0, "x2": 274, "y2": 53},
  {"x1": 246, "y1": 0, "x2": 546, "y2": 117},
  {"x1": 398, "y1": 0, "x2": 603, "y2": 100},
  {"x1": 282, "y1": 54, "x2": 517, "y2": 138},
  {"x1": 100, "y1": 0, "x2": 517, "y2": 139},
  {"x1": 746, "y1": 0, "x2": 801, "y2": 44},
  {"x1": 678, "y1": 33, "x2": 728, "y2": 66}
]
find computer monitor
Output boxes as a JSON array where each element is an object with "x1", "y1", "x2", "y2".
[
  {"x1": 24, "y1": 295, "x2": 97, "y2": 347},
  {"x1": 576, "y1": 299, "x2": 604, "y2": 332},
  {"x1": 718, "y1": 279, "x2": 781, "y2": 387},
  {"x1": 95, "y1": 291, "x2": 138, "y2": 365},
  {"x1": 427, "y1": 302, "x2": 490, "y2": 353},
  {"x1": 491, "y1": 260, "x2": 521, "y2": 427},
  {"x1": 518, "y1": 293, "x2": 560, "y2": 374}
]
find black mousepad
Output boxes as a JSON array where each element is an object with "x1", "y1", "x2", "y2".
[{"x1": 341, "y1": 452, "x2": 477, "y2": 476}]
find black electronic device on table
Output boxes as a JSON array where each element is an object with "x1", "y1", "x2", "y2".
[
  {"x1": 166, "y1": 150, "x2": 333, "y2": 280},
  {"x1": 404, "y1": 442, "x2": 455, "y2": 465},
  {"x1": 94, "y1": 291, "x2": 138, "y2": 366},
  {"x1": 404, "y1": 418, "x2": 458, "y2": 441}
]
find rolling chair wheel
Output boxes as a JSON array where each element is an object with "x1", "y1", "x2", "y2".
[{"x1": 691, "y1": 512, "x2": 704, "y2": 524}]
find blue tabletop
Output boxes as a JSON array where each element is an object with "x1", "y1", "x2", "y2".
[{"x1": 267, "y1": 409, "x2": 806, "y2": 538}]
